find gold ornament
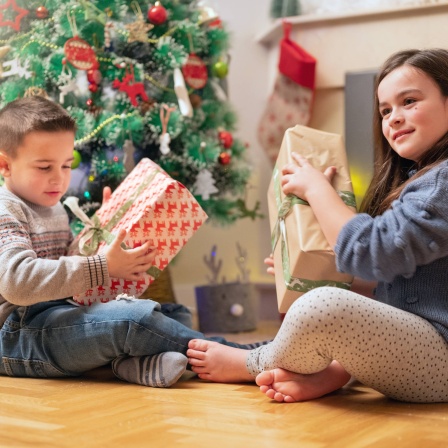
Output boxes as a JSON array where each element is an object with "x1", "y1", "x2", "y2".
[
  {"x1": 23, "y1": 86, "x2": 49, "y2": 98},
  {"x1": 0, "y1": 45, "x2": 11, "y2": 76},
  {"x1": 125, "y1": 18, "x2": 154, "y2": 43}
]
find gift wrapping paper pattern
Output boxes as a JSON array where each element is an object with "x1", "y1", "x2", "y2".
[{"x1": 69, "y1": 158, "x2": 208, "y2": 305}]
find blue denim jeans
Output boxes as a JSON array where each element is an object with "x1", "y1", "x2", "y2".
[{"x1": 0, "y1": 298, "x2": 245, "y2": 378}]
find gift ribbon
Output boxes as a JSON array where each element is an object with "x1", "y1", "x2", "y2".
[
  {"x1": 63, "y1": 165, "x2": 168, "y2": 279},
  {"x1": 271, "y1": 164, "x2": 355, "y2": 293}
]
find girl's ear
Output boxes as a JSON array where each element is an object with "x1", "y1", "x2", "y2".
[{"x1": 0, "y1": 152, "x2": 11, "y2": 177}]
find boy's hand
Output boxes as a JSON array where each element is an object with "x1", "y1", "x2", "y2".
[
  {"x1": 264, "y1": 253, "x2": 275, "y2": 277},
  {"x1": 104, "y1": 229, "x2": 157, "y2": 280}
]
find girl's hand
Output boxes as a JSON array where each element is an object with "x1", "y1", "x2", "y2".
[
  {"x1": 104, "y1": 229, "x2": 157, "y2": 280},
  {"x1": 264, "y1": 253, "x2": 275, "y2": 277},
  {"x1": 281, "y1": 152, "x2": 337, "y2": 201},
  {"x1": 102, "y1": 186, "x2": 112, "y2": 204}
]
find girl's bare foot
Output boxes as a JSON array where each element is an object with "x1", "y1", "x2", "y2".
[
  {"x1": 187, "y1": 340, "x2": 254, "y2": 382},
  {"x1": 256, "y1": 361, "x2": 351, "y2": 403}
]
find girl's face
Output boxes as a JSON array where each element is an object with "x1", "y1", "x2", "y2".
[{"x1": 378, "y1": 65, "x2": 448, "y2": 162}]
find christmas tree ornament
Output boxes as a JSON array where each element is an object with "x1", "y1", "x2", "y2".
[
  {"x1": 218, "y1": 151, "x2": 231, "y2": 165},
  {"x1": 193, "y1": 169, "x2": 219, "y2": 200},
  {"x1": 104, "y1": 21, "x2": 115, "y2": 51},
  {"x1": 123, "y1": 139, "x2": 136, "y2": 173},
  {"x1": 189, "y1": 93, "x2": 202, "y2": 109},
  {"x1": 125, "y1": 2, "x2": 153, "y2": 43},
  {"x1": 1, "y1": 58, "x2": 32, "y2": 79},
  {"x1": 197, "y1": 1, "x2": 218, "y2": 25},
  {"x1": 112, "y1": 66, "x2": 149, "y2": 107},
  {"x1": 72, "y1": 150, "x2": 82, "y2": 169},
  {"x1": 173, "y1": 67, "x2": 193, "y2": 117},
  {"x1": 0, "y1": 0, "x2": 29, "y2": 32},
  {"x1": 218, "y1": 130, "x2": 233, "y2": 148},
  {"x1": 0, "y1": 45, "x2": 10, "y2": 77},
  {"x1": 35, "y1": 5, "x2": 49, "y2": 19},
  {"x1": 64, "y1": 36, "x2": 99, "y2": 71},
  {"x1": 58, "y1": 65, "x2": 79, "y2": 103},
  {"x1": 23, "y1": 86, "x2": 48, "y2": 98},
  {"x1": 159, "y1": 103, "x2": 176, "y2": 155},
  {"x1": 148, "y1": 2, "x2": 168, "y2": 25},
  {"x1": 212, "y1": 60, "x2": 228, "y2": 79},
  {"x1": 64, "y1": 13, "x2": 99, "y2": 71},
  {"x1": 182, "y1": 53, "x2": 208, "y2": 90},
  {"x1": 258, "y1": 21, "x2": 316, "y2": 165}
]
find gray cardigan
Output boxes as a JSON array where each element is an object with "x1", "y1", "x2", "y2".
[{"x1": 336, "y1": 159, "x2": 448, "y2": 343}]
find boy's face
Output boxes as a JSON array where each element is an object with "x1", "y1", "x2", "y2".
[{"x1": 0, "y1": 130, "x2": 75, "y2": 207}]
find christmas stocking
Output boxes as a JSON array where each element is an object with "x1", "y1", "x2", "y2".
[{"x1": 258, "y1": 21, "x2": 316, "y2": 165}]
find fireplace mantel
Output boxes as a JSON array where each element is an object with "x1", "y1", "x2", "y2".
[{"x1": 256, "y1": 2, "x2": 448, "y2": 89}]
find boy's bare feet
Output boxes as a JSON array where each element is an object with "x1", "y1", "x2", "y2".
[
  {"x1": 187, "y1": 340, "x2": 254, "y2": 382},
  {"x1": 256, "y1": 361, "x2": 351, "y2": 403}
]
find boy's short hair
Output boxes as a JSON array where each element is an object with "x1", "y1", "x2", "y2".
[{"x1": 0, "y1": 96, "x2": 77, "y2": 157}]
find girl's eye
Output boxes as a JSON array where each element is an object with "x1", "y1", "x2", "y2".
[
  {"x1": 380, "y1": 108, "x2": 391, "y2": 118},
  {"x1": 404, "y1": 98, "x2": 416, "y2": 106}
]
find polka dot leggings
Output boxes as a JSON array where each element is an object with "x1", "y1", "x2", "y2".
[{"x1": 246, "y1": 287, "x2": 448, "y2": 403}]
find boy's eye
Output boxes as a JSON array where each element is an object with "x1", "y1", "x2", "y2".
[
  {"x1": 63, "y1": 165, "x2": 71, "y2": 169},
  {"x1": 37, "y1": 166, "x2": 50, "y2": 171}
]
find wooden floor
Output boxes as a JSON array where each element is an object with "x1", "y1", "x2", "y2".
[{"x1": 1, "y1": 320, "x2": 448, "y2": 448}]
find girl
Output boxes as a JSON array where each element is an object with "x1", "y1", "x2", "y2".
[{"x1": 187, "y1": 48, "x2": 448, "y2": 403}]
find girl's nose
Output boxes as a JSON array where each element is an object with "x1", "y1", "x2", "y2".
[{"x1": 388, "y1": 109, "x2": 403, "y2": 125}]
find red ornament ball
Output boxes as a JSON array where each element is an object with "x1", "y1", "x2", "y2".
[
  {"x1": 218, "y1": 152, "x2": 231, "y2": 165},
  {"x1": 86, "y1": 99, "x2": 93, "y2": 107},
  {"x1": 148, "y1": 2, "x2": 168, "y2": 25},
  {"x1": 88, "y1": 83, "x2": 98, "y2": 93},
  {"x1": 218, "y1": 130, "x2": 233, "y2": 149},
  {"x1": 36, "y1": 6, "x2": 49, "y2": 19},
  {"x1": 87, "y1": 69, "x2": 102, "y2": 85}
]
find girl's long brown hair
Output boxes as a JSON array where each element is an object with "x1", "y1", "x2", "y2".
[{"x1": 360, "y1": 48, "x2": 448, "y2": 217}]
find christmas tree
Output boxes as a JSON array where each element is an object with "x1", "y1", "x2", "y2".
[{"x1": 0, "y1": 0, "x2": 260, "y2": 226}]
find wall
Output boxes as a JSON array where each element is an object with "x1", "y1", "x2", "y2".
[{"x1": 171, "y1": 0, "x2": 275, "y2": 308}]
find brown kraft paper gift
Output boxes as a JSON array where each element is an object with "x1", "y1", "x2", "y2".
[{"x1": 268, "y1": 125, "x2": 356, "y2": 313}]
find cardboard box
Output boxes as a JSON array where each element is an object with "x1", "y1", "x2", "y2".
[
  {"x1": 67, "y1": 158, "x2": 208, "y2": 305},
  {"x1": 268, "y1": 125, "x2": 355, "y2": 313}
]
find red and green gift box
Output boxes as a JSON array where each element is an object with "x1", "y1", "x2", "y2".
[
  {"x1": 65, "y1": 158, "x2": 208, "y2": 305},
  {"x1": 268, "y1": 125, "x2": 355, "y2": 313}
]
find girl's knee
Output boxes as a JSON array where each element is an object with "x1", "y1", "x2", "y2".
[{"x1": 286, "y1": 287, "x2": 355, "y2": 321}]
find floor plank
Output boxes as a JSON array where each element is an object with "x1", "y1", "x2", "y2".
[{"x1": 1, "y1": 320, "x2": 448, "y2": 447}]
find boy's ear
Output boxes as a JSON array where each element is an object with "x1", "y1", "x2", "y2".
[{"x1": 0, "y1": 151, "x2": 11, "y2": 177}]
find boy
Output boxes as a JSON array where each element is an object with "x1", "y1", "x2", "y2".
[{"x1": 0, "y1": 96, "x2": 249, "y2": 387}]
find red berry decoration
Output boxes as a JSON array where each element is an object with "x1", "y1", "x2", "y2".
[
  {"x1": 218, "y1": 152, "x2": 231, "y2": 165},
  {"x1": 148, "y1": 2, "x2": 167, "y2": 25},
  {"x1": 218, "y1": 130, "x2": 233, "y2": 149},
  {"x1": 35, "y1": 5, "x2": 49, "y2": 19}
]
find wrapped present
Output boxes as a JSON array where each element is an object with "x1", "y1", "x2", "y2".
[
  {"x1": 268, "y1": 125, "x2": 355, "y2": 313},
  {"x1": 65, "y1": 158, "x2": 208, "y2": 305}
]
